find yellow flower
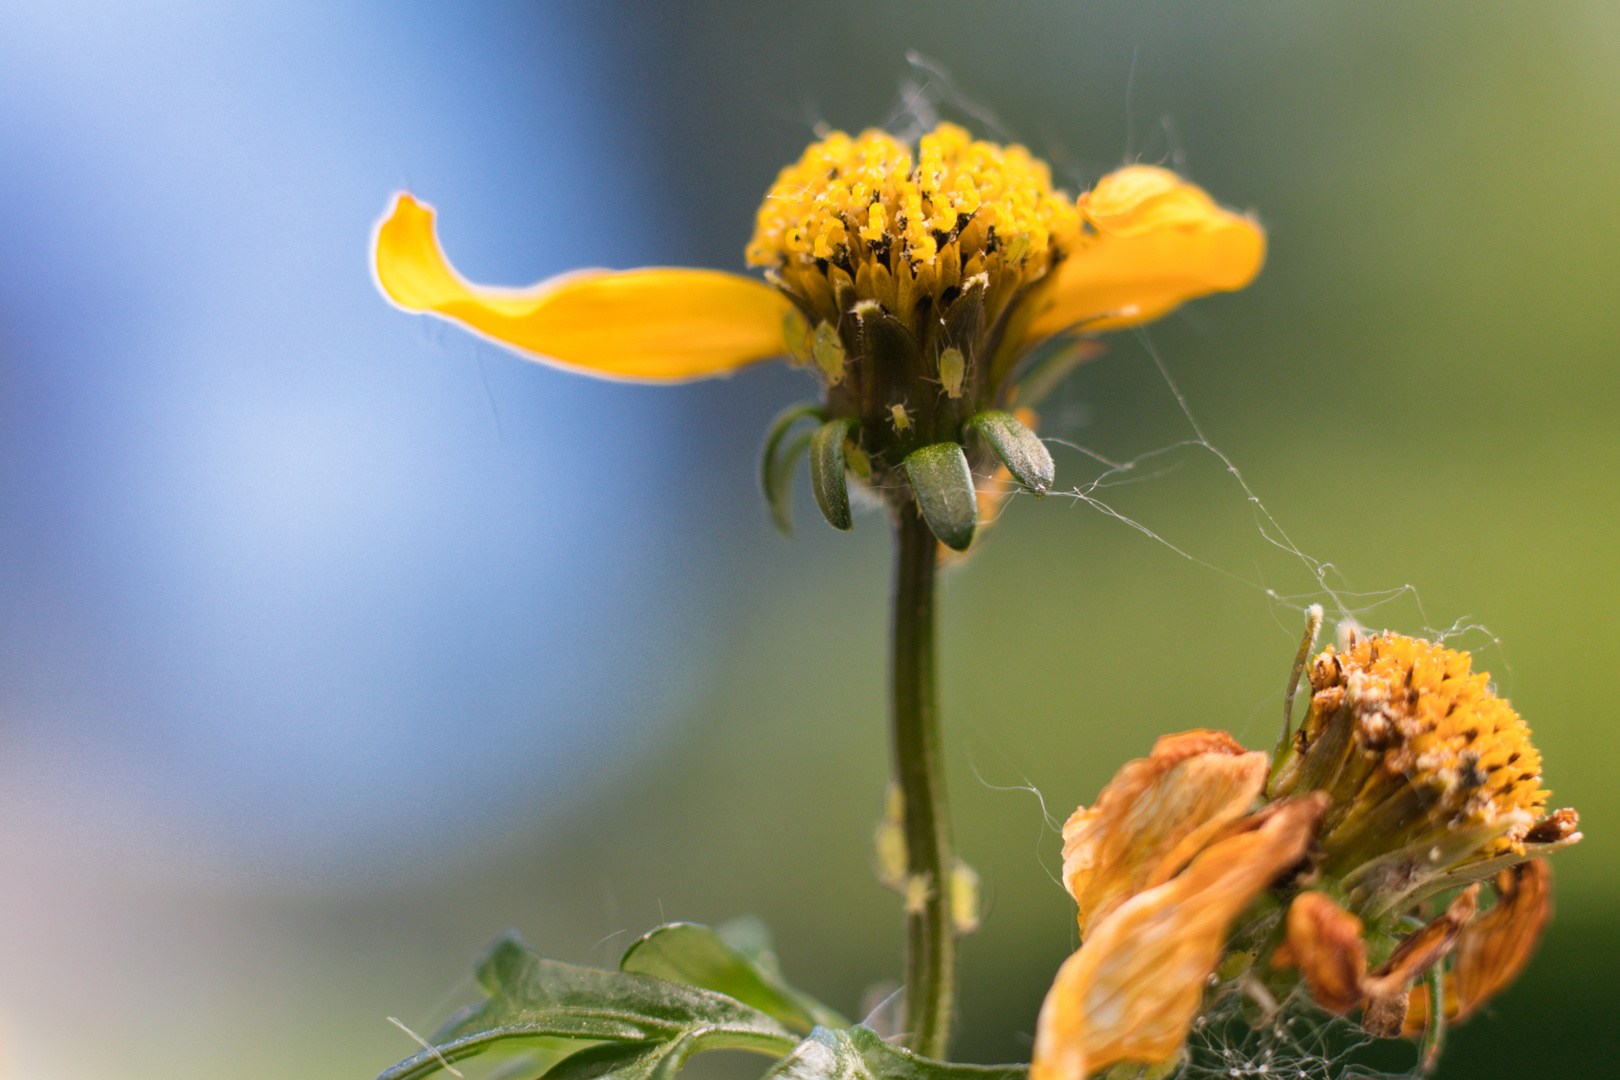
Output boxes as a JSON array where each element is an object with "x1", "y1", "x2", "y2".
[
  {"x1": 373, "y1": 123, "x2": 1263, "y2": 547},
  {"x1": 374, "y1": 124, "x2": 1261, "y2": 382},
  {"x1": 1030, "y1": 633, "x2": 1582, "y2": 1080}
]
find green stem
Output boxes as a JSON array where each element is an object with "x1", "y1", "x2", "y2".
[{"x1": 890, "y1": 501, "x2": 956, "y2": 1060}]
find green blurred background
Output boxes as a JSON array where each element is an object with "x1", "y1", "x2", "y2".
[{"x1": 4, "y1": 2, "x2": 1617, "y2": 1079}]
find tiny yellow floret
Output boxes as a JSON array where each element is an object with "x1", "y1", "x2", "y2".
[{"x1": 747, "y1": 124, "x2": 1079, "y2": 334}]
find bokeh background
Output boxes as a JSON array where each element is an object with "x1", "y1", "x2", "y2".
[{"x1": 1, "y1": 2, "x2": 1616, "y2": 1078}]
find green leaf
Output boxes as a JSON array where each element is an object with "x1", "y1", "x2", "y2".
[
  {"x1": 542, "y1": 1034, "x2": 704, "y2": 1080},
  {"x1": 760, "y1": 402, "x2": 825, "y2": 537},
  {"x1": 809, "y1": 418, "x2": 861, "y2": 532},
  {"x1": 965, "y1": 411, "x2": 1054, "y2": 494},
  {"x1": 377, "y1": 931, "x2": 798, "y2": 1080},
  {"x1": 762, "y1": 1027, "x2": 1026, "y2": 1080},
  {"x1": 903, "y1": 443, "x2": 977, "y2": 552},
  {"x1": 621, "y1": 920, "x2": 849, "y2": 1034}
]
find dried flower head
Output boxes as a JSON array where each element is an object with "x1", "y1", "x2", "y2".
[
  {"x1": 1030, "y1": 626, "x2": 1582, "y2": 1080},
  {"x1": 1269, "y1": 630, "x2": 1580, "y2": 916}
]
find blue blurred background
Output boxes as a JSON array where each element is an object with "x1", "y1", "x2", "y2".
[{"x1": 1, "y1": 2, "x2": 1616, "y2": 1078}]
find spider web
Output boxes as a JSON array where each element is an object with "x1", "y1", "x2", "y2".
[
  {"x1": 1175, "y1": 991, "x2": 1421, "y2": 1080},
  {"x1": 884, "y1": 57, "x2": 1502, "y2": 669},
  {"x1": 1026, "y1": 325, "x2": 1505, "y2": 667}
]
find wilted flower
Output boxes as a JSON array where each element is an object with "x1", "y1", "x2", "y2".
[
  {"x1": 373, "y1": 123, "x2": 1263, "y2": 548},
  {"x1": 1030, "y1": 629, "x2": 1581, "y2": 1080}
]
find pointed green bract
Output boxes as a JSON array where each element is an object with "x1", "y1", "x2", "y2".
[
  {"x1": 903, "y1": 443, "x2": 977, "y2": 551},
  {"x1": 621, "y1": 920, "x2": 849, "y2": 1034},
  {"x1": 809, "y1": 418, "x2": 861, "y2": 531},
  {"x1": 377, "y1": 931, "x2": 797, "y2": 1080},
  {"x1": 761, "y1": 402, "x2": 826, "y2": 536},
  {"x1": 965, "y1": 411, "x2": 1053, "y2": 494},
  {"x1": 762, "y1": 1027, "x2": 1026, "y2": 1080}
]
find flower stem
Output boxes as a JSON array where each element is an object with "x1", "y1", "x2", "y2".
[{"x1": 890, "y1": 501, "x2": 956, "y2": 1060}]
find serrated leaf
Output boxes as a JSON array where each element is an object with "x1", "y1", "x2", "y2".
[
  {"x1": 762, "y1": 1027, "x2": 1025, "y2": 1080},
  {"x1": 378, "y1": 931, "x2": 798, "y2": 1080},
  {"x1": 621, "y1": 921, "x2": 849, "y2": 1035},
  {"x1": 965, "y1": 411, "x2": 1054, "y2": 494},
  {"x1": 809, "y1": 418, "x2": 860, "y2": 532},
  {"x1": 761, "y1": 403, "x2": 825, "y2": 537},
  {"x1": 903, "y1": 443, "x2": 977, "y2": 552}
]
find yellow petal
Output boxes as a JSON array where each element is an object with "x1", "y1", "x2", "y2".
[
  {"x1": 1032, "y1": 796, "x2": 1324, "y2": 1080},
  {"x1": 1027, "y1": 166, "x2": 1265, "y2": 338},
  {"x1": 1061, "y1": 729, "x2": 1268, "y2": 938},
  {"x1": 372, "y1": 192, "x2": 792, "y2": 381}
]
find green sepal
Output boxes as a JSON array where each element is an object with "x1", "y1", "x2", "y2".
[
  {"x1": 761, "y1": 402, "x2": 826, "y2": 537},
  {"x1": 620, "y1": 919, "x2": 848, "y2": 1035},
  {"x1": 903, "y1": 442, "x2": 977, "y2": 552},
  {"x1": 965, "y1": 411, "x2": 1054, "y2": 494},
  {"x1": 809, "y1": 418, "x2": 861, "y2": 532},
  {"x1": 857, "y1": 301, "x2": 923, "y2": 374},
  {"x1": 377, "y1": 931, "x2": 797, "y2": 1080},
  {"x1": 762, "y1": 1026, "x2": 1025, "y2": 1080},
  {"x1": 939, "y1": 275, "x2": 986, "y2": 353}
]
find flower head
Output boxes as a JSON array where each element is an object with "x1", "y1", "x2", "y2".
[
  {"x1": 1030, "y1": 630, "x2": 1581, "y2": 1080},
  {"x1": 1268, "y1": 630, "x2": 1579, "y2": 913},
  {"x1": 373, "y1": 122, "x2": 1264, "y2": 547}
]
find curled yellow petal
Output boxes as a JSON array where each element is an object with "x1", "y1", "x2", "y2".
[
  {"x1": 1061, "y1": 729, "x2": 1269, "y2": 937},
  {"x1": 373, "y1": 192, "x2": 792, "y2": 381},
  {"x1": 1032, "y1": 795, "x2": 1324, "y2": 1080},
  {"x1": 1027, "y1": 165, "x2": 1265, "y2": 338}
]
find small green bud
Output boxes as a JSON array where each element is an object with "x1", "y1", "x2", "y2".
[
  {"x1": 809, "y1": 417, "x2": 860, "y2": 531},
  {"x1": 966, "y1": 410, "x2": 1054, "y2": 494},
  {"x1": 904, "y1": 442, "x2": 977, "y2": 551}
]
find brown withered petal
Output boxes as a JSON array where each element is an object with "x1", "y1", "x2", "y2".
[
  {"x1": 1524, "y1": 808, "x2": 1580, "y2": 846},
  {"x1": 1062, "y1": 729, "x2": 1269, "y2": 937},
  {"x1": 1358, "y1": 884, "x2": 1476, "y2": 1036},
  {"x1": 1032, "y1": 796, "x2": 1323, "y2": 1080},
  {"x1": 1275, "y1": 891, "x2": 1369, "y2": 1015},
  {"x1": 1364, "y1": 884, "x2": 1479, "y2": 999},
  {"x1": 1278, "y1": 884, "x2": 1478, "y2": 1037},
  {"x1": 1403, "y1": 860, "x2": 1554, "y2": 1036}
]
